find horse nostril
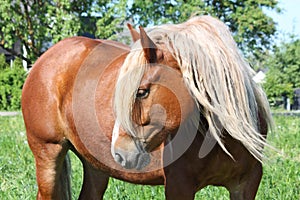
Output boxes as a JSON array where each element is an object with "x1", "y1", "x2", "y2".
[
  {"x1": 114, "y1": 153, "x2": 123, "y2": 162},
  {"x1": 114, "y1": 153, "x2": 126, "y2": 167}
]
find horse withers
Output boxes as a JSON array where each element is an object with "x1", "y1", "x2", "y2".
[{"x1": 22, "y1": 15, "x2": 273, "y2": 200}]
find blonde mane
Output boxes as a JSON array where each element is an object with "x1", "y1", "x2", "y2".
[{"x1": 114, "y1": 15, "x2": 273, "y2": 162}]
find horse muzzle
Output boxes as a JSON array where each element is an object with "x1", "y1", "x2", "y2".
[{"x1": 113, "y1": 147, "x2": 151, "y2": 170}]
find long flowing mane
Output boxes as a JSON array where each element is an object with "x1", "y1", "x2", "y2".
[{"x1": 114, "y1": 15, "x2": 273, "y2": 161}]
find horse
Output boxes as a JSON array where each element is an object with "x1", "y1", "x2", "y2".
[
  {"x1": 112, "y1": 16, "x2": 274, "y2": 199},
  {"x1": 21, "y1": 15, "x2": 272, "y2": 200}
]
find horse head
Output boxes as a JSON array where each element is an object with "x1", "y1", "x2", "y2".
[
  {"x1": 111, "y1": 26, "x2": 198, "y2": 170},
  {"x1": 112, "y1": 17, "x2": 272, "y2": 170}
]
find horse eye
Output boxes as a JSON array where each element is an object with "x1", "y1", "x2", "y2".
[{"x1": 136, "y1": 88, "x2": 150, "y2": 99}]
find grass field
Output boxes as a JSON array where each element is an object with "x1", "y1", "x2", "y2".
[{"x1": 0, "y1": 115, "x2": 299, "y2": 199}]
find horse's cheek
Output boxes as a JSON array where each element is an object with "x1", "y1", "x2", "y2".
[{"x1": 164, "y1": 95, "x2": 182, "y2": 130}]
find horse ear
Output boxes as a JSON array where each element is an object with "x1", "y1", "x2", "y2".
[
  {"x1": 127, "y1": 23, "x2": 140, "y2": 42},
  {"x1": 139, "y1": 26, "x2": 157, "y2": 63}
]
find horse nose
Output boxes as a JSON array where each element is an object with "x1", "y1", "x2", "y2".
[
  {"x1": 113, "y1": 148, "x2": 135, "y2": 169},
  {"x1": 114, "y1": 152, "x2": 126, "y2": 167},
  {"x1": 113, "y1": 148, "x2": 151, "y2": 170}
]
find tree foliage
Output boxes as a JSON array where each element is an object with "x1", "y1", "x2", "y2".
[
  {"x1": 0, "y1": 53, "x2": 9, "y2": 70},
  {"x1": 129, "y1": 0, "x2": 280, "y2": 59},
  {"x1": 94, "y1": 0, "x2": 127, "y2": 39},
  {"x1": 0, "y1": 0, "x2": 95, "y2": 63},
  {"x1": 0, "y1": 55, "x2": 26, "y2": 110},
  {"x1": 0, "y1": 0, "x2": 280, "y2": 64},
  {"x1": 263, "y1": 38, "x2": 300, "y2": 106}
]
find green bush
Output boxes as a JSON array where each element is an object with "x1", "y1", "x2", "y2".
[
  {"x1": 263, "y1": 38, "x2": 300, "y2": 107},
  {"x1": 0, "y1": 55, "x2": 27, "y2": 111},
  {"x1": 263, "y1": 69, "x2": 294, "y2": 107},
  {"x1": 0, "y1": 53, "x2": 9, "y2": 69}
]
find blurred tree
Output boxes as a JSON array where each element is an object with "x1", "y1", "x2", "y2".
[
  {"x1": 0, "y1": 54, "x2": 9, "y2": 70},
  {"x1": 0, "y1": 0, "x2": 94, "y2": 63},
  {"x1": 263, "y1": 37, "x2": 300, "y2": 106},
  {"x1": 128, "y1": 0, "x2": 205, "y2": 26},
  {"x1": 0, "y1": 0, "x2": 280, "y2": 64},
  {"x1": 0, "y1": 57, "x2": 26, "y2": 110},
  {"x1": 129, "y1": 0, "x2": 280, "y2": 60},
  {"x1": 94, "y1": 0, "x2": 127, "y2": 40}
]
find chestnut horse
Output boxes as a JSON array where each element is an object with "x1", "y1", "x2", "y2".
[
  {"x1": 22, "y1": 16, "x2": 272, "y2": 200},
  {"x1": 112, "y1": 16, "x2": 274, "y2": 199}
]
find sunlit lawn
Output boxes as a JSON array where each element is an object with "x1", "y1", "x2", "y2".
[{"x1": 0, "y1": 115, "x2": 299, "y2": 199}]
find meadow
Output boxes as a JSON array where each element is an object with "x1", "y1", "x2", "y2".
[{"x1": 0, "y1": 115, "x2": 299, "y2": 199}]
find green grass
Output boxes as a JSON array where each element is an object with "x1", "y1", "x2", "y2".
[{"x1": 0, "y1": 115, "x2": 299, "y2": 199}]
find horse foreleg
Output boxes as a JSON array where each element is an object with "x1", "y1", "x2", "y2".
[
  {"x1": 164, "y1": 167, "x2": 196, "y2": 200},
  {"x1": 229, "y1": 162, "x2": 263, "y2": 200},
  {"x1": 29, "y1": 136, "x2": 70, "y2": 200},
  {"x1": 78, "y1": 159, "x2": 109, "y2": 200}
]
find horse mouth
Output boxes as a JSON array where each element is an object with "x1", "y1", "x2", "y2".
[{"x1": 135, "y1": 153, "x2": 151, "y2": 170}]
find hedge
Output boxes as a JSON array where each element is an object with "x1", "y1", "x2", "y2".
[{"x1": 0, "y1": 54, "x2": 27, "y2": 111}]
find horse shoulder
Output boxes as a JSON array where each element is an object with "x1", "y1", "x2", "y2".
[{"x1": 22, "y1": 37, "x2": 103, "y2": 143}]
